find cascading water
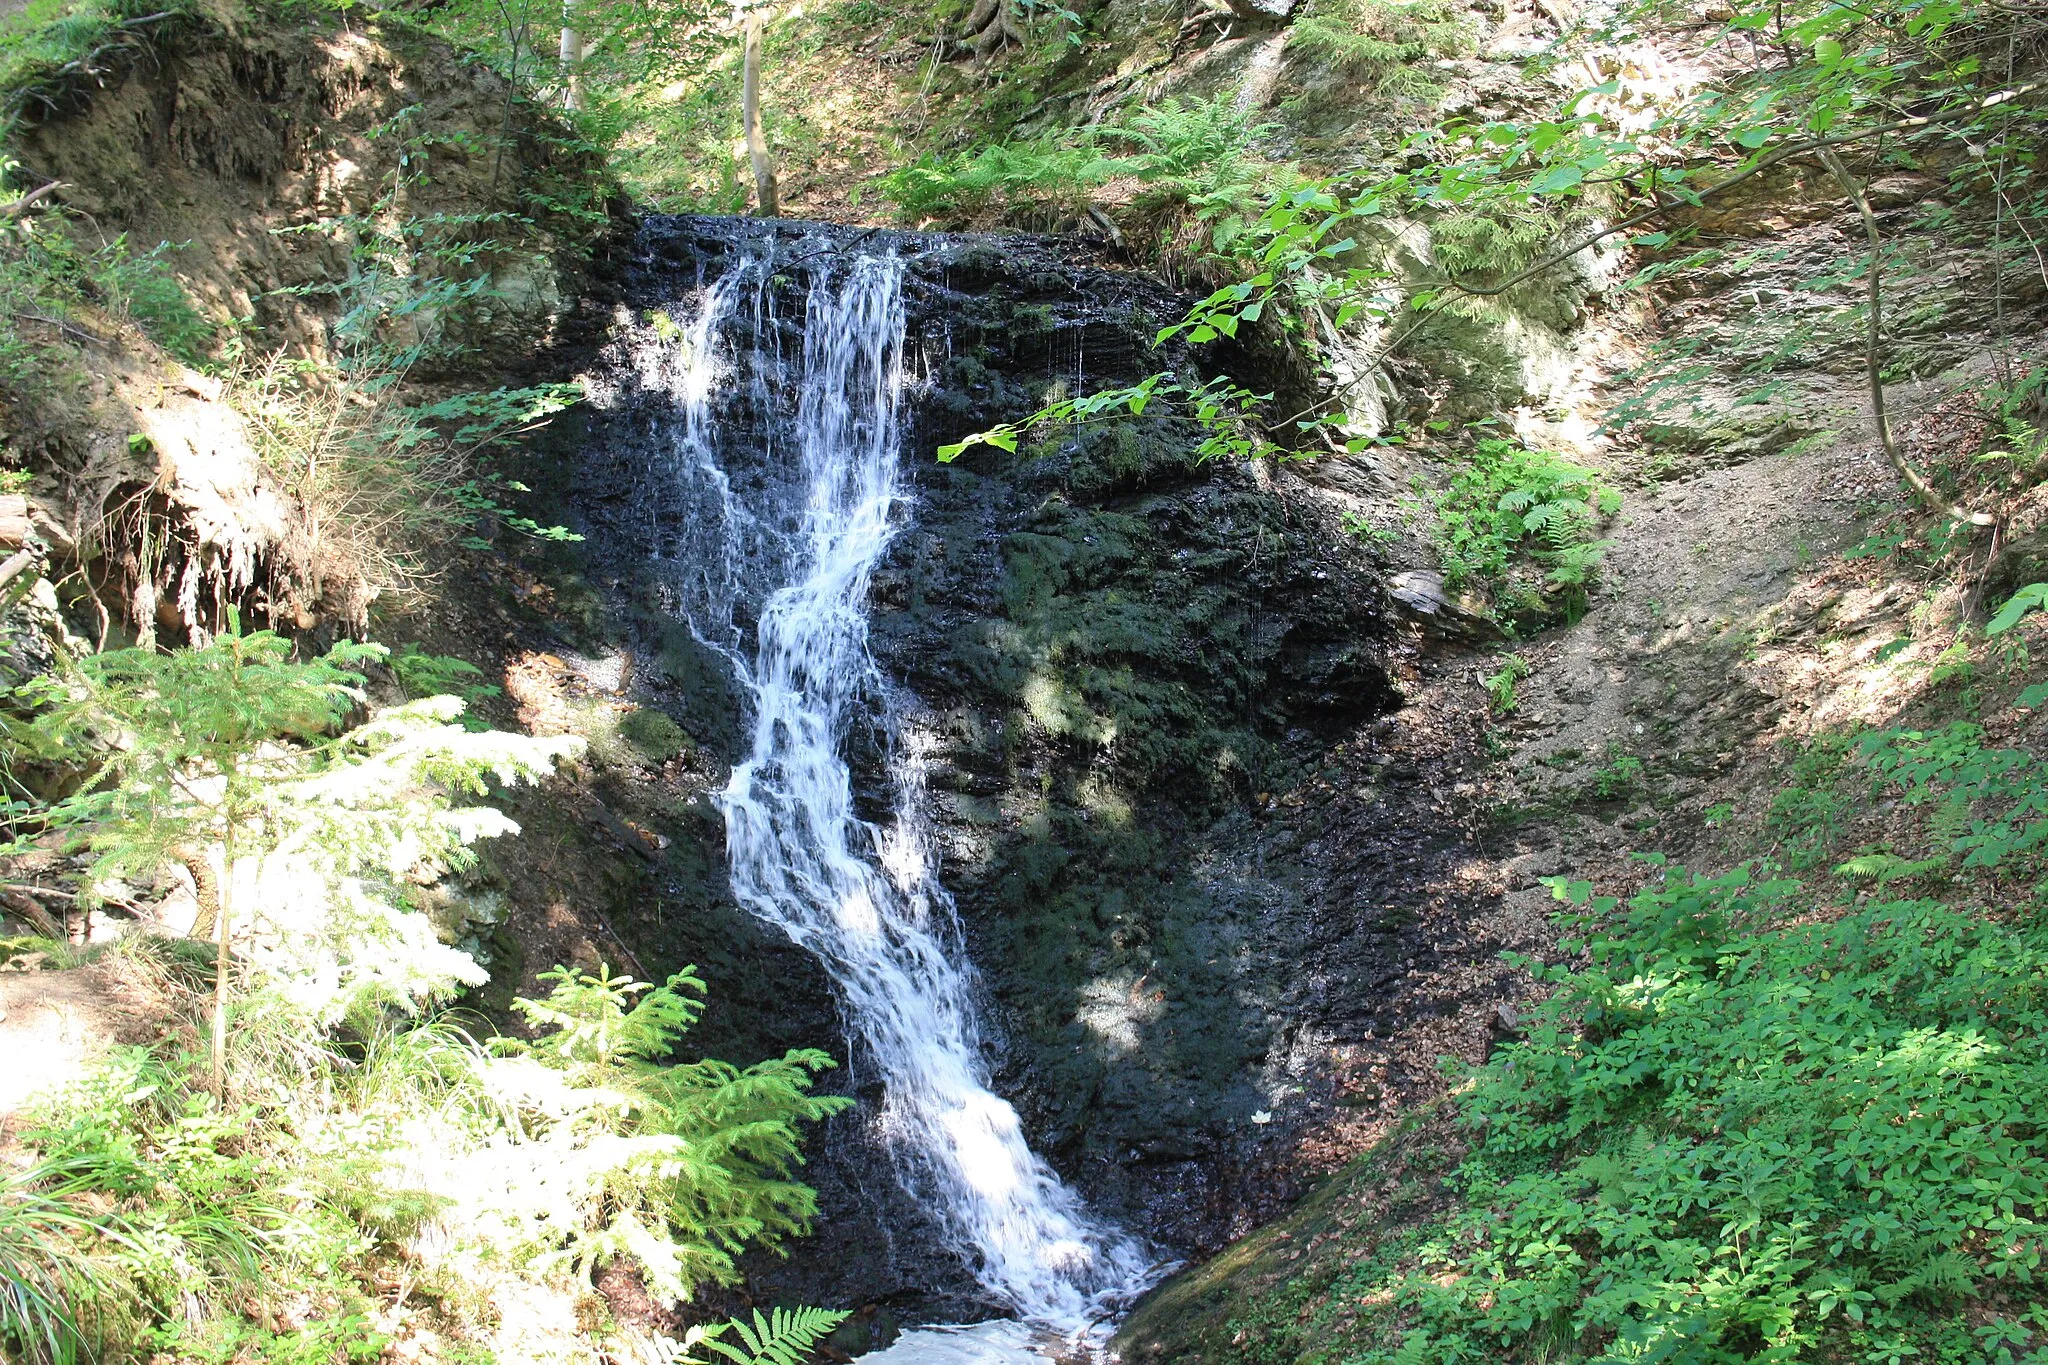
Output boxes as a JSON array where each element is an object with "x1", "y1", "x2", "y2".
[{"x1": 625, "y1": 227, "x2": 1153, "y2": 1348}]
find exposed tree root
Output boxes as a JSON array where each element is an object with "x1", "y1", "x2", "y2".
[{"x1": 955, "y1": 0, "x2": 1025, "y2": 61}]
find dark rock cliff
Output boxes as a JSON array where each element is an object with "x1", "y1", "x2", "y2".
[{"x1": 567, "y1": 215, "x2": 1506, "y2": 1331}]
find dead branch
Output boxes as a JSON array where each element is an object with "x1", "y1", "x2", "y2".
[
  {"x1": 0, "y1": 181, "x2": 64, "y2": 220},
  {"x1": 1, "y1": 889, "x2": 65, "y2": 941}
]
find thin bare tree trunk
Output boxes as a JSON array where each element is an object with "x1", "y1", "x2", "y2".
[
  {"x1": 185, "y1": 852, "x2": 219, "y2": 943},
  {"x1": 743, "y1": 11, "x2": 779, "y2": 216},
  {"x1": 1821, "y1": 148, "x2": 1990, "y2": 527}
]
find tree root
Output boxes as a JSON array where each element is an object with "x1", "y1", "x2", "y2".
[{"x1": 955, "y1": 0, "x2": 1024, "y2": 61}]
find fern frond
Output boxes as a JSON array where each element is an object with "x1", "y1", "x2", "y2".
[{"x1": 702, "y1": 1306, "x2": 849, "y2": 1365}]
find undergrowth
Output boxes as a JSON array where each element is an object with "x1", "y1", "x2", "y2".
[
  {"x1": 879, "y1": 95, "x2": 1295, "y2": 257},
  {"x1": 882, "y1": 140, "x2": 1116, "y2": 222},
  {"x1": 1288, "y1": 0, "x2": 1470, "y2": 96},
  {"x1": 1370, "y1": 857, "x2": 2048, "y2": 1363},
  {"x1": 0, "y1": 159, "x2": 212, "y2": 378},
  {"x1": 0, "y1": 631, "x2": 849, "y2": 1364},
  {"x1": 0, "y1": 0, "x2": 194, "y2": 128},
  {"x1": 1428, "y1": 437, "x2": 1620, "y2": 629},
  {"x1": 1217, "y1": 629, "x2": 2048, "y2": 1363}
]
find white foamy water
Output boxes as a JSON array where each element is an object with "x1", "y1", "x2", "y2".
[
  {"x1": 630, "y1": 234, "x2": 1153, "y2": 1336},
  {"x1": 861, "y1": 1321, "x2": 1065, "y2": 1364}
]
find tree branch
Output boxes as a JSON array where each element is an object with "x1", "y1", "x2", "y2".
[
  {"x1": 0, "y1": 180, "x2": 63, "y2": 219},
  {"x1": 1444, "y1": 80, "x2": 2045, "y2": 300}
]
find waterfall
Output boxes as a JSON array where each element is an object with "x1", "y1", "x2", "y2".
[{"x1": 630, "y1": 231, "x2": 1151, "y2": 1333}]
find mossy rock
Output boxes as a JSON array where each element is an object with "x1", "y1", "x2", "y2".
[{"x1": 620, "y1": 707, "x2": 691, "y2": 764}]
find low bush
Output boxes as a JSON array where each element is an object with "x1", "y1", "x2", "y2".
[
  {"x1": 1352, "y1": 861, "x2": 2048, "y2": 1363},
  {"x1": 0, "y1": 168, "x2": 213, "y2": 380},
  {"x1": 1289, "y1": 0, "x2": 1469, "y2": 94},
  {"x1": 879, "y1": 96, "x2": 1291, "y2": 255},
  {"x1": 880, "y1": 141, "x2": 1116, "y2": 221}
]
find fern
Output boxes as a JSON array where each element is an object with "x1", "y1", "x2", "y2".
[
  {"x1": 502, "y1": 964, "x2": 852, "y2": 1301},
  {"x1": 1368, "y1": 853, "x2": 2048, "y2": 1363},
  {"x1": 880, "y1": 96, "x2": 1291, "y2": 251},
  {"x1": 702, "y1": 1306, "x2": 849, "y2": 1364},
  {"x1": 1290, "y1": 0, "x2": 1470, "y2": 91},
  {"x1": 1430, "y1": 437, "x2": 1619, "y2": 627},
  {"x1": 880, "y1": 142, "x2": 1116, "y2": 220},
  {"x1": 639, "y1": 1307, "x2": 848, "y2": 1365},
  {"x1": 1483, "y1": 653, "x2": 1529, "y2": 712},
  {"x1": 1430, "y1": 199, "x2": 1586, "y2": 286}
]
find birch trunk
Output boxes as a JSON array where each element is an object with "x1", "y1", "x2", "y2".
[
  {"x1": 743, "y1": 11, "x2": 780, "y2": 217},
  {"x1": 559, "y1": 8, "x2": 583, "y2": 111}
]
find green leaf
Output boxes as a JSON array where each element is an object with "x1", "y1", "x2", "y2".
[
  {"x1": 1529, "y1": 165, "x2": 1585, "y2": 194},
  {"x1": 1987, "y1": 582, "x2": 2048, "y2": 635},
  {"x1": 937, "y1": 428, "x2": 1018, "y2": 462}
]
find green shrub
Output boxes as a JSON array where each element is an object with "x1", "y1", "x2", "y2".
[
  {"x1": 1097, "y1": 96, "x2": 1293, "y2": 254},
  {"x1": 1429, "y1": 200, "x2": 1585, "y2": 287},
  {"x1": 1588, "y1": 745, "x2": 1642, "y2": 800},
  {"x1": 1482, "y1": 652, "x2": 1528, "y2": 712},
  {"x1": 1290, "y1": 0, "x2": 1469, "y2": 94},
  {"x1": 91, "y1": 235, "x2": 213, "y2": 363},
  {"x1": 0, "y1": 171, "x2": 213, "y2": 380},
  {"x1": 1341, "y1": 861, "x2": 2048, "y2": 1363},
  {"x1": 503, "y1": 963, "x2": 851, "y2": 1297},
  {"x1": 1855, "y1": 720, "x2": 2048, "y2": 884},
  {"x1": 391, "y1": 644, "x2": 503, "y2": 729},
  {"x1": 1294, "y1": 715, "x2": 2048, "y2": 1364},
  {"x1": 880, "y1": 141, "x2": 1116, "y2": 221},
  {"x1": 879, "y1": 96, "x2": 1289, "y2": 252}
]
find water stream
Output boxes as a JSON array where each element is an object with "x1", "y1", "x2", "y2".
[{"x1": 629, "y1": 228, "x2": 1153, "y2": 1352}]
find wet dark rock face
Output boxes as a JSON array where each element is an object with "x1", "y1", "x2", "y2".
[
  {"x1": 870, "y1": 243, "x2": 1403, "y2": 1255},
  {"x1": 571, "y1": 214, "x2": 1422, "y2": 1318}
]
